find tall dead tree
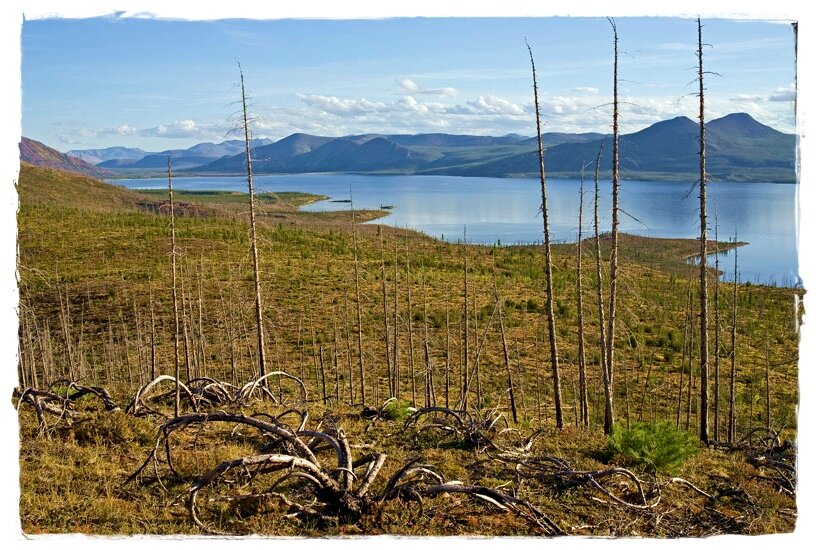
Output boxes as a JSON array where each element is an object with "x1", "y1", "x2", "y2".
[
  {"x1": 696, "y1": 17, "x2": 710, "y2": 445},
  {"x1": 605, "y1": 18, "x2": 620, "y2": 435},
  {"x1": 380, "y1": 233, "x2": 393, "y2": 399},
  {"x1": 593, "y1": 142, "x2": 613, "y2": 434},
  {"x1": 168, "y1": 158, "x2": 181, "y2": 417},
  {"x1": 350, "y1": 189, "x2": 367, "y2": 406},
  {"x1": 239, "y1": 63, "x2": 268, "y2": 387},
  {"x1": 527, "y1": 40, "x2": 564, "y2": 429},
  {"x1": 576, "y1": 163, "x2": 589, "y2": 427},
  {"x1": 728, "y1": 234, "x2": 739, "y2": 443},
  {"x1": 713, "y1": 216, "x2": 721, "y2": 441},
  {"x1": 393, "y1": 237, "x2": 400, "y2": 400},
  {"x1": 461, "y1": 228, "x2": 470, "y2": 409}
]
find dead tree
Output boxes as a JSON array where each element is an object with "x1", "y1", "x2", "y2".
[
  {"x1": 462, "y1": 228, "x2": 470, "y2": 409},
  {"x1": 713, "y1": 216, "x2": 721, "y2": 441},
  {"x1": 168, "y1": 158, "x2": 182, "y2": 417},
  {"x1": 239, "y1": 63, "x2": 268, "y2": 388},
  {"x1": 393, "y1": 237, "x2": 400, "y2": 400},
  {"x1": 593, "y1": 142, "x2": 613, "y2": 433},
  {"x1": 605, "y1": 17, "x2": 620, "y2": 435},
  {"x1": 728, "y1": 234, "x2": 738, "y2": 444},
  {"x1": 697, "y1": 17, "x2": 710, "y2": 445},
  {"x1": 128, "y1": 411, "x2": 562, "y2": 535},
  {"x1": 576, "y1": 163, "x2": 590, "y2": 426},
  {"x1": 496, "y1": 283, "x2": 518, "y2": 424},
  {"x1": 527, "y1": 40, "x2": 564, "y2": 429},
  {"x1": 421, "y1": 270, "x2": 435, "y2": 408},
  {"x1": 350, "y1": 188, "x2": 367, "y2": 406},
  {"x1": 405, "y1": 236, "x2": 417, "y2": 406},
  {"x1": 380, "y1": 233, "x2": 393, "y2": 399}
]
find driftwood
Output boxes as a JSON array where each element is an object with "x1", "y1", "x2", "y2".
[
  {"x1": 403, "y1": 406, "x2": 510, "y2": 451},
  {"x1": 505, "y1": 453, "x2": 656, "y2": 510},
  {"x1": 126, "y1": 372, "x2": 307, "y2": 417},
  {"x1": 127, "y1": 411, "x2": 562, "y2": 535},
  {"x1": 15, "y1": 381, "x2": 119, "y2": 433},
  {"x1": 126, "y1": 375, "x2": 199, "y2": 416},
  {"x1": 709, "y1": 427, "x2": 796, "y2": 496}
]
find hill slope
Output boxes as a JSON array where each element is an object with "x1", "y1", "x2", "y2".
[
  {"x1": 20, "y1": 138, "x2": 113, "y2": 179},
  {"x1": 17, "y1": 162, "x2": 143, "y2": 213}
]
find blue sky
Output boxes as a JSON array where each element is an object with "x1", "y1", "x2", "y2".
[{"x1": 21, "y1": 15, "x2": 796, "y2": 152}]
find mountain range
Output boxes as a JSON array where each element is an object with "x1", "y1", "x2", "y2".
[{"x1": 28, "y1": 113, "x2": 796, "y2": 183}]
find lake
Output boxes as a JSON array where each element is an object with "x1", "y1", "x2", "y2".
[{"x1": 113, "y1": 173, "x2": 800, "y2": 288}]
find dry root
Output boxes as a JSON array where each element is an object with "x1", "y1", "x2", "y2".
[
  {"x1": 403, "y1": 406, "x2": 509, "y2": 451},
  {"x1": 14, "y1": 381, "x2": 119, "y2": 434},
  {"x1": 127, "y1": 373, "x2": 308, "y2": 417},
  {"x1": 128, "y1": 410, "x2": 562, "y2": 535}
]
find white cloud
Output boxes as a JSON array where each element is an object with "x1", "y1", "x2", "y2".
[
  {"x1": 140, "y1": 119, "x2": 227, "y2": 139},
  {"x1": 464, "y1": 95, "x2": 526, "y2": 116},
  {"x1": 571, "y1": 86, "x2": 599, "y2": 94},
  {"x1": 396, "y1": 77, "x2": 457, "y2": 97},
  {"x1": 768, "y1": 86, "x2": 796, "y2": 102},
  {"x1": 397, "y1": 78, "x2": 420, "y2": 93},
  {"x1": 295, "y1": 93, "x2": 387, "y2": 116}
]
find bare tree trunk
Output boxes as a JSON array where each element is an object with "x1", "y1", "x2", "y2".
[
  {"x1": 179, "y1": 261, "x2": 193, "y2": 382},
  {"x1": 350, "y1": 189, "x2": 366, "y2": 406},
  {"x1": 461, "y1": 229, "x2": 470, "y2": 410},
  {"x1": 421, "y1": 271, "x2": 435, "y2": 408},
  {"x1": 406, "y1": 237, "x2": 417, "y2": 406},
  {"x1": 380, "y1": 233, "x2": 392, "y2": 399},
  {"x1": 318, "y1": 344, "x2": 328, "y2": 406},
  {"x1": 576, "y1": 164, "x2": 589, "y2": 427},
  {"x1": 444, "y1": 290, "x2": 451, "y2": 408},
  {"x1": 527, "y1": 40, "x2": 563, "y2": 429},
  {"x1": 762, "y1": 296, "x2": 771, "y2": 430},
  {"x1": 168, "y1": 158, "x2": 181, "y2": 417},
  {"x1": 343, "y1": 291, "x2": 354, "y2": 406},
  {"x1": 196, "y1": 258, "x2": 208, "y2": 380},
  {"x1": 697, "y1": 17, "x2": 710, "y2": 445},
  {"x1": 496, "y1": 285, "x2": 518, "y2": 424},
  {"x1": 592, "y1": 142, "x2": 613, "y2": 433},
  {"x1": 728, "y1": 234, "x2": 738, "y2": 443},
  {"x1": 605, "y1": 18, "x2": 620, "y2": 435},
  {"x1": 677, "y1": 279, "x2": 693, "y2": 429},
  {"x1": 713, "y1": 217, "x2": 721, "y2": 440},
  {"x1": 149, "y1": 286, "x2": 157, "y2": 381},
  {"x1": 393, "y1": 238, "x2": 400, "y2": 400},
  {"x1": 238, "y1": 63, "x2": 268, "y2": 387}
]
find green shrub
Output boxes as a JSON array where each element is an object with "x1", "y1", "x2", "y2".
[
  {"x1": 607, "y1": 421, "x2": 699, "y2": 474},
  {"x1": 381, "y1": 399, "x2": 416, "y2": 422}
]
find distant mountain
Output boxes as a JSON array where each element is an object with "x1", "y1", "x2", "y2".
[
  {"x1": 66, "y1": 146, "x2": 152, "y2": 165},
  {"x1": 519, "y1": 132, "x2": 608, "y2": 147},
  {"x1": 431, "y1": 114, "x2": 795, "y2": 182},
  {"x1": 81, "y1": 114, "x2": 796, "y2": 182},
  {"x1": 193, "y1": 131, "x2": 588, "y2": 174},
  {"x1": 201, "y1": 133, "x2": 335, "y2": 173},
  {"x1": 20, "y1": 137, "x2": 113, "y2": 179},
  {"x1": 95, "y1": 138, "x2": 273, "y2": 170}
]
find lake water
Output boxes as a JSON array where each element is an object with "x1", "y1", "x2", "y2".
[{"x1": 113, "y1": 173, "x2": 800, "y2": 288}]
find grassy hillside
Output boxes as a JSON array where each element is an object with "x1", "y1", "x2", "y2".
[{"x1": 16, "y1": 164, "x2": 799, "y2": 536}]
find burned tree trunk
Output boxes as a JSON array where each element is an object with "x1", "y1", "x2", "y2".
[
  {"x1": 350, "y1": 189, "x2": 366, "y2": 406},
  {"x1": 577, "y1": 163, "x2": 589, "y2": 427},
  {"x1": 238, "y1": 63, "x2": 268, "y2": 387},
  {"x1": 592, "y1": 142, "x2": 613, "y2": 434},
  {"x1": 605, "y1": 18, "x2": 620, "y2": 435},
  {"x1": 168, "y1": 158, "x2": 181, "y2": 417},
  {"x1": 527, "y1": 40, "x2": 563, "y2": 429},
  {"x1": 697, "y1": 17, "x2": 710, "y2": 445}
]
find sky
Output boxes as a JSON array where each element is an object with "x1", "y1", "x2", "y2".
[{"x1": 20, "y1": 15, "x2": 797, "y2": 152}]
